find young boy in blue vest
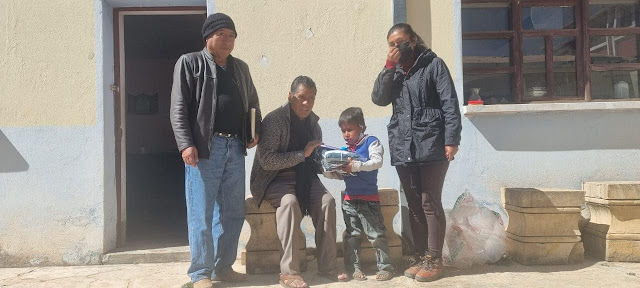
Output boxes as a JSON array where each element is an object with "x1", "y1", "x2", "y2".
[{"x1": 324, "y1": 107, "x2": 394, "y2": 281}]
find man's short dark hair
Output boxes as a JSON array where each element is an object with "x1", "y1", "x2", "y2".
[
  {"x1": 339, "y1": 107, "x2": 365, "y2": 128},
  {"x1": 290, "y1": 76, "x2": 317, "y2": 94}
]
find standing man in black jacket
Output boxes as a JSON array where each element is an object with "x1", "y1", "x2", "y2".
[
  {"x1": 372, "y1": 23, "x2": 461, "y2": 283},
  {"x1": 170, "y1": 13, "x2": 261, "y2": 288}
]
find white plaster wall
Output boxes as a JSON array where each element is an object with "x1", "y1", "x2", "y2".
[
  {"x1": 0, "y1": 127, "x2": 106, "y2": 266},
  {"x1": 0, "y1": 0, "x2": 110, "y2": 267},
  {"x1": 0, "y1": 0, "x2": 209, "y2": 267}
]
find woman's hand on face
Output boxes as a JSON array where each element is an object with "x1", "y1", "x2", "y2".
[
  {"x1": 387, "y1": 46, "x2": 401, "y2": 63},
  {"x1": 445, "y1": 145, "x2": 459, "y2": 162},
  {"x1": 304, "y1": 140, "x2": 322, "y2": 157}
]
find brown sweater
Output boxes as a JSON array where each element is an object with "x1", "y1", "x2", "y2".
[{"x1": 250, "y1": 103, "x2": 323, "y2": 206}]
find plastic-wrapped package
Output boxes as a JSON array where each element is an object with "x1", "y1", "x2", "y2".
[
  {"x1": 317, "y1": 145, "x2": 361, "y2": 176},
  {"x1": 442, "y1": 192, "x2": 506, "y2": 268}
]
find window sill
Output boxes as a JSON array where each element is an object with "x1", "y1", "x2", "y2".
[{"x1": 463, "y1": 101, "x2": 640, "y2": 115}]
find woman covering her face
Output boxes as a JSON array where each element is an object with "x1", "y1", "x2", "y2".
[{"x1": 371, "y1": 23, "x2": 462, "y2": 283}]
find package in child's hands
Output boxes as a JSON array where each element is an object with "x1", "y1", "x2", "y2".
[
  {"x1": 319, "y1": 146, "x2": 361, "y2": 176},
  {"x1": 442, "y1": 192, "x2": 506, "y2": 268}
]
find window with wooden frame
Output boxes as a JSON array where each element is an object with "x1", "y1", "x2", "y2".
[{"x1": 462, "y1": 0, "x2": 640, "y2": 105}]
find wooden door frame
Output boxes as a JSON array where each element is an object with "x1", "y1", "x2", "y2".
[{"x1": 113, "y1": 6, "x2": 207, "y2": 247}]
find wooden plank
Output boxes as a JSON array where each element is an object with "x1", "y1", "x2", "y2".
[
  {"x1": 591, "y1": 63, "x2": 640, "y2": 71},
  {"x1": 575, "y1": 0, "x2": 585, "y2": 101},
  {"x1": 513, "y1": 0, "x2": 524, "y2": 103},
  {"x1": 464, "y1": 56, "x2": 511, "y2": 64},
  {"x1": 462, "y1": 0, "x2": 510, "y2": 4},
  {"x1": 520, "y1": 0, "x2": 577, "y2": 6},
  {"x1": 520, "y1": 98, "x2": 586, "y2": 103},
  {"x1": 463, "y1": 32, "x2": 514, "y2": 39},
  {"x1": 463, "y1": 67, "x2": 515, "y2": 74},
  {"x1": 113, "y1": 6, "x2": 206, "y2": 12},
  {"x1": 522, "y1": 29, "x2": 578, "y2": 37},
  {"x1": 591, "y1": 98, "x2": 640, "y2": 102},
  {"x1": 113, "y1": 8, "x2": 124, "y2": 248},
  {"x1": 582, "y1": 0, "x2": 592, "y2": 101},
  {"x1": 546, "y1": 35, "x2": 555, "y2": 98},
  {"x1": 590, "y1": 28, "x2": 640, "y2": 36}
]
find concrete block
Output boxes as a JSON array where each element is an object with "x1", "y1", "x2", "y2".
[
  {"x1": 244, "y1": 197, "x2": 307, "y2": 274},
  {"x1": 242, "y1": 249, "x2": 307, "y2": 274},
  {"x1": 378, "y1": 188, "x2": 399, "y2": 206},
  {"x1": 582, "y1": 183, "x2": 640, "y2": 262},
  {"x1": 504, "y1": 206, "x2": 581, "y2": 237},
  {"x1": 506, "y1": 236, "x2": 584, "y2": 265},
  {"x1": 582, "y1": 223, "x2": 640, "y2": 262},
  {"x1": 244, "y1": 212, "x2": 305, "y2": 252},
  {"x1": 101, "y1": 246, "x2": 190, "y2": 265},
  {"x1": 584, "y1": 181, "x2": 640, "y2": 200},
  {"x1": 245, "y1": 197, "x2": 276, "y2": 214},
  {"x1": 586, "y1": 201, "x2": 640, "y2": 235},
  {"x1": 502, "y1": 188, "x2": 585, "y2": 208}
]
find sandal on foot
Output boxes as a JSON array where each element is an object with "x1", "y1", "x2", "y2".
[
  {"x1": 352, "y1": 269, "x2": 367, "y2": 281},
  {"x1": 279, "y1": 274, "x2": 308, "y2": 288},
  {"x1": 338, "y1": 272, "x2": 350, "y2": 282},
  {"x1": 375, "y1": 270, "x2": 394, "y2": 281}
]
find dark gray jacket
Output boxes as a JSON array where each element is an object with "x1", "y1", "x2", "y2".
[
  {"x1": 170, "y1": 48, "x2": 262, "y2": 157},
  {"x1": 250, "y1": 103, "x2": 323, "y2": 206},
  {"x1": 372, "y1": 49, "x2": 461, "y2": 166}
]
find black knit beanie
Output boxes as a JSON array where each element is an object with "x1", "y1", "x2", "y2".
[{"x1": 201, "y1": 13, "x2": 236, "y2": 41}]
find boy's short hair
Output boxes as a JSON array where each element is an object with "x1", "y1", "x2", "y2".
[{"x1": 339, "y1": 107, "x2": 366, "y2": 128}]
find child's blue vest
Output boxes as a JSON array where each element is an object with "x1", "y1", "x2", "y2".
[{"x1": 344, "y1": 136, "x2": 379, "y2": 197}]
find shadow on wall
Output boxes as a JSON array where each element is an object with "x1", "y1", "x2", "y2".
[
  {"x1": 468, "y1": 110, "x2": 640, "y2": 151},
  {"x1": 0, "y1": 129, "x2": 29, "y2": 172}
]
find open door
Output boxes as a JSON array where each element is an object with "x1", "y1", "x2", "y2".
[{"x1": 113, "y1": 7, "x2": 206, "y2": 250}]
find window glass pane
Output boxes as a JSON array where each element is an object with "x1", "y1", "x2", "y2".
[
  {"x1": 592, "y1": 70, "x2": 640, "y2": 99},
  {"x1": 589, "y1": 1, "x2": 640, "y2": 28},
  {"x1": 522, "y1": 6, "x2": 575, "y2": 30},
  {"x1": 554, "y1": 37, "x2": 577, "y2": 97},
  {"x1": 523, "y1": 37, "x2": 547, "y2": 98},
  {"x1": 462, "y1": 7, "x2": 510, "y2": 32},
  {"x1": 463, "y1": 39, "x2": 511, "y2": 69},
  {"x1": 463, "y1": 74, "x2": 513, "y2": 105},
  {"x1": 591, "y1": 35, "x2": 640, "y2": 64}
]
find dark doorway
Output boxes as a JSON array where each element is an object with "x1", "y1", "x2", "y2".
[{"x1": 123, "y1": 12, "x2": 205, "y2": 250}]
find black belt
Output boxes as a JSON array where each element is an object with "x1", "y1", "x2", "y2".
[{"x1": 214, "y1": 131, "x2": 238, "y2": 138}]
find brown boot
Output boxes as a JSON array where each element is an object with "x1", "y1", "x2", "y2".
[
  {"x1": 415, "y1": 256, "x2": 444, "y2": 282},
  {"x1": 403, "y1": 255, "x2": 425, "y2": 279}
]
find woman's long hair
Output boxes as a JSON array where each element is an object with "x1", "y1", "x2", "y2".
[{"x1": 387, "y1": 23, "x2": 428, "y2": 50}]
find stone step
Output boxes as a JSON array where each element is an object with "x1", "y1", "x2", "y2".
[
  {"x1": 102, "y1": 246, "x2": 190, "y2": 265},
  {"x1": 584, "y1": 181, "x2": 640, "y2": 200},
  {"x1": 502, "y1": 188, "x2": 585, "y2": 208}
]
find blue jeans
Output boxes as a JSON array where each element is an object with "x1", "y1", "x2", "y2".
[
  {"x1": 185, "y1": 135, "x2": 245, "y2": 282},
  {"x1": 342, "y1": 199, "x2": 392, "y2": 273}
]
